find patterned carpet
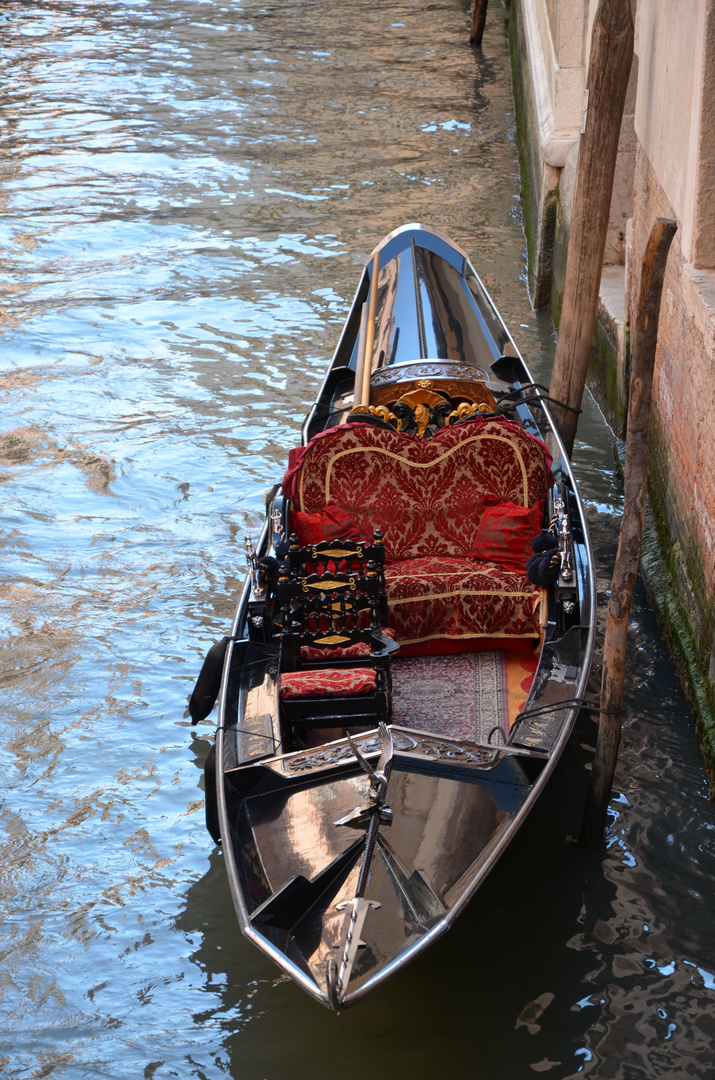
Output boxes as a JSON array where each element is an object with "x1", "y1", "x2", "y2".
[{"x1": 391, "y1": 648, "x2": 538, "y2": 744}]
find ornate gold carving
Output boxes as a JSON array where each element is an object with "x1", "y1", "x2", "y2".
[
  {"x1": 395, "y1": 388, "x2": 446, "y2": 409},
  {"x1": 350, "y1": 404, "x2": 401, "y2": 431},
  {"x1": 371, "y1": 378, "x2": 496, "y2": 413},
  {"x1": 351, "y1": 368, "x2": 497, "y2": 439},
  {"x1": 312, "y1": 546, "x2": 363, "y2": 559},
  {"x1": 446, "y1": 401, "x2": 480, "y2": 426},
  {"x1": 371, "y1": 404, "x2": 400, "y2": 427},
  {"x1": 301, "y1": 577, "x2": 357, "y2": 592},
  {"x1": 414, "y1": 403, "x2": 430, "y2": 438}
]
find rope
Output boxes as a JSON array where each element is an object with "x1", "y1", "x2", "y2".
[{"x1": 509, "y1": 696, "x2": 623, "y2": 737}]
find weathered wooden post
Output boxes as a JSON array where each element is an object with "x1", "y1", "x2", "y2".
[
  {"x1": 548, "y1": 0, "x2": 634, "y2": 457},
  {"x1": 581, "y1": 218, "x2": 677, "y2": 844},
  {"x1": 470, "y1": 0, "x2": 488, "y2": 46}
]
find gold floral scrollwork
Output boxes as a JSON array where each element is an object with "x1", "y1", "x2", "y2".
[
  {"x1": 352, "y1": 404, "x2": 401, "y2": 431},
  {"x1": 369, "y1": 405, "x2": 401, "y2": 430},
  {"x1": 417, "y1": 379, "x2": 433, "y2": 390},
  {"x1": 446, "y1": 401, "x2": 480, "y2": 426}
]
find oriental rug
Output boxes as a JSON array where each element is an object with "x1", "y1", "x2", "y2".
[{"x1": 390, "y1": 647, "x2": 538, "y2": 744}]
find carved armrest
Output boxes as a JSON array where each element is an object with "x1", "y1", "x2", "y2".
[{"x1": 369, "y1": 630, "x2": 401, "y2": 659}]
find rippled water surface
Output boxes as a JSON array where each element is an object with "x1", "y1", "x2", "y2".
[{"x1": 2, "y1": 1, "x2": 714, "y2": 1077}]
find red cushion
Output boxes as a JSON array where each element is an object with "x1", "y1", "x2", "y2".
[
  {"x1": 383, "y1": 556, "x2": 540, "y2": 654},
  {"x1": 290, "y1": 502, "x2": 360, "y2": 545},
  {"x1": 467, "y1": 499, "x2": 545, "y2": 572},
  {"x1": 279, "y1": 667, "x2": 377, "y2": 699},
  {"x1": 283, "y1": 419, "x2": 552, "y2": 562},
  {"x1": 300, "y1": 627, "x2": 396, "y2": 661}
]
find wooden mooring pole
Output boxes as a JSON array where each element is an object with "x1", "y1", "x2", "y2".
[
  {"x1": 469, "y1": 0, "x2": 488, "y2": 46},
  {"x1": 581, "y1": 218, "x2": 677, "y2": 844},
  {"x1": 548, "y1": 0, "x2": 634, "y2": 457}
]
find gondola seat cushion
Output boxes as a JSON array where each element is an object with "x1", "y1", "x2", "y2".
[
  {"x1": 290, "y1": 502, "x2": 361, "y2": 545},
  {"x1": 282, "y1": 419, "x2": 551, "y2": 653},
  {"x1": 469, "y1": 498, "x2": 545, "y2": 573},
  {"x1": 383, "y1": 556, "x2": 540, "y2": 653},
  {"x1": 279, "y1": 667, "x2": 377, "y2": 699}
]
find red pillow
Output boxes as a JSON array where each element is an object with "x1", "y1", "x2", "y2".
[
  {"x1": 469, "y1": 499, "x2": 545, "y2": 572},
  {"x1": 290, "y1": 502, "x2": 360, "y2": 545}
]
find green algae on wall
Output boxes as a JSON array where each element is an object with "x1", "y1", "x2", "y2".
[
  {"x1": 507, "y1": 0, "x2": 559, "y2": 309},
  {"x1": 646, "y1": 428, "x2": 715, "y2": 786}
]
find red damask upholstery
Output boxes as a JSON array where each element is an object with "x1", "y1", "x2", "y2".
[
  {"x1": 284, "y1": 418, "x2": 551, "y2": 562},
  {"x1": 384, "y1": 557, "x2": 540, "y2": 653},
  {"x1": 468, "y1": 498, "x2": 545, "y2": 572},
  {"x1": 279, "y1": 667, "x2": 377, "y2": 699},
  {"x1": 282, "y1": 419, "x2": 550, "y2": 654}
]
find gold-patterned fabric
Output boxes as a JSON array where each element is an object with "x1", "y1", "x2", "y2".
[
  {"x1": 282, "y1": 419, "x2": 550, "y2": 653},
  {"x1": 384, "y1": 556, "x2": 540, "y2": 652},
  {"x1": 284, "y1": 419, "x2": 551, "y2": 562},
  {"x1": 278, "y1": 667, "x2": 377, "y2": 699}
]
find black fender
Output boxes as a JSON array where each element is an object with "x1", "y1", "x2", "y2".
[{"x1": 189, "y1": 636, "x2": 230, "y2": 725}]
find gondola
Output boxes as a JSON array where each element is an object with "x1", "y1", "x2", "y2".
[{"x1": 190, "y1": 223, "x2": 596, "y2": 1010}]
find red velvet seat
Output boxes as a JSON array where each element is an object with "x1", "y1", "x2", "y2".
[
  {"x1": 384, "y1": 557, "x2": 540, "y2": 655},
  {"x1": 282, "y1": 418, "x2": 551, "y2": 655},
  {"x1": 279, "y1": 667, "x2": 377, "y2": 699}
]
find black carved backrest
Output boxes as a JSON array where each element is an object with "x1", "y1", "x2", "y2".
[
  {"x1": 277, "y1": 558, "x2": 389, "y2": 672},
  {"x1": 282, "y1": 530, "x2": 388, "y2": 630}
]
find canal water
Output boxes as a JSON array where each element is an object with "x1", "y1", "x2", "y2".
[{"x1": 2, "y1": 1, "x2": 714, "y2": 1076}]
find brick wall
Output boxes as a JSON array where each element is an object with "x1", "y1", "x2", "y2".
[{"x1": 627, "y1": 144, "x2": 715, "y2": 728}]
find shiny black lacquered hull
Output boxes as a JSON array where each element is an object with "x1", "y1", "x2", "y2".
[
  {"x1": 223, "y1": 727, "x2": 547, "y2": 1007},
  {"x1": 209, "y1": 224, "x2": 596, "y2": 1010}
]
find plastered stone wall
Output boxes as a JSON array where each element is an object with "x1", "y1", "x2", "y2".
[{"x1": 635, "y1": 0, "x2": 709, "y2": 263}]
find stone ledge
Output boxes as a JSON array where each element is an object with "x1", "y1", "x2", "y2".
[{"x1": 519, "y1": 0, "x2": 581, "y2": 168}]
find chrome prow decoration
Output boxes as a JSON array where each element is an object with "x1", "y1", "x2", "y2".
[
  {"x1": 330, "y1": 897, "x2": 382, "y2": 1010},
  {"x1": 347, "y1": 721, "x2": 394, "y2": 798},
  {"x1": 326, "y1": 723, "x2": 395, "y2": 1007}
]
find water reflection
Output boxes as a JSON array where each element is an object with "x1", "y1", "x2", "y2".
[{"x1": 1, "y1": 0, "x2": 714, "y2": 1076}]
